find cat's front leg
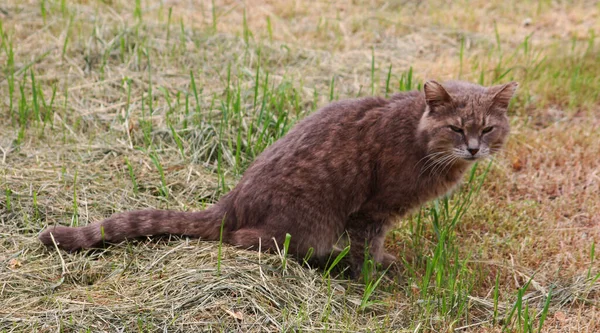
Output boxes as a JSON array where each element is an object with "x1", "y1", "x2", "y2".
[
  {"x1": 346, "y1": 213, "x2": 394, "y2": 279},
  {"x1": 368, "y1": 227, "x2": 397, "y2": 269}
]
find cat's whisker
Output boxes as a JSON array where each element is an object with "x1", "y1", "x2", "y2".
[
  {"x1": 442, "y1": 155, "x2": 461, "y2": 177},
  {"x1": 435, "y1": 157, "x2": 459, "y2": 179},
  {"x1": 430, "y1": 154, "x2": 459, "y2": 179},
  {"x1": 428, "y1": 160, "x2": 447, "y2": 179},
  {"x1": 413, "y1": 151, "x2": 448, "y2": 171},
  {"x1": 485, "y1": 155, "x2": 515, "y2": 175},
  {"x1": 422, "y1": 153, "x2": 456, "y2": 178},
  {"x1": 418, "y1": 151, "x2": 447, "y2": 165},
  {"x1": 489, "y1": 149, "x2": 516, "y2": 165},
  {"x1": 419, "y1": 153, "x2": 452, "y2": 177},
  {"x1": 491, "y1": 144, "x2": 517, "y2": 157},
  {"x1": 452, "y1": 148, "x2": 465, "y2": 158},
  {"x1": 420, "y1": 157, "x2": 446, "y2": 175},
  {"x1": 493, "y1": 149, "x2": 515, "y2": 159},
  {"x1": 418, "y1": 154, "x2": 444, "y2": 174}
]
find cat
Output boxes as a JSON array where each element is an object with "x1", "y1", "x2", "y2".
[{"x1": 39, "y1": 80, "x2": 518, "y2": 277}]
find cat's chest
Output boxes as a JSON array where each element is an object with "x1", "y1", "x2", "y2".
[
  {"x1": 423, "y1": 165, "x2": 468, "y2": 199},
  {"x1": 373, "y1": 163, "x2": 468, "y2": 214}
]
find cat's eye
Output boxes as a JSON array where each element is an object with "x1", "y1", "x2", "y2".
[
  {"x1": 449, "y1": 125, "x2": 463, "y2": 133},
  {"x1": 482, "y1": 126, "x2": 494, "y2": 134}
]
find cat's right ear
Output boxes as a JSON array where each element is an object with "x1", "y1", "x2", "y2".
[{"x1": 424, "y1": 80, "x2": 452, "y2": 110}]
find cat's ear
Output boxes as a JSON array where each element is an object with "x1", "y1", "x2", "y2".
[
  {"x1": 424, "y1": 80, "x2": 452, "y2": 110},
  {"x1": 489, "y1": 82, "x2": 518, "y2": 110}
]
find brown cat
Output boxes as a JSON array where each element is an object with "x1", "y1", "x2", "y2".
[{"x1": 39, "y1": 80, "x2": 517, "y2": 277}]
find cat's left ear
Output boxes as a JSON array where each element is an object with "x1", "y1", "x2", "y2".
[{"x1": 489, "y1": 82, "x2": 518, "y2": 110}]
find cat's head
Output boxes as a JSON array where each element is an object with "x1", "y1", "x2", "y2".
[{"x1": 418, "y1": 80, "x2": 518, "y2": 163}]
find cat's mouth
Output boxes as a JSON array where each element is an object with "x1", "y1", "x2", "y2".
[
  {"x1": 456, "y1": 148, "x2": 490, "y2": 162},
  {"x1": 457, "y1": 154, "x2": 486, "y2": 162},
  {"x1": 452, "y1": 148, "x2": 486, "y2": 162}
]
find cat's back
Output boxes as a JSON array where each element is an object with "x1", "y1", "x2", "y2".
[
  {"x1": 247, "y1": 95, "x2": 399, "y2": 169},
  {"x1": 236, "y1": 91, "x2": 422, "y2": 191},
  {"x1": 263, "y1": 90, "x2": 422, "y2": 153}
]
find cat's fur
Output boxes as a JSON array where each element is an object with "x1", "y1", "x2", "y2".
[{"x1": 39, "y1": 80, "x2": 517, "y2": 276}]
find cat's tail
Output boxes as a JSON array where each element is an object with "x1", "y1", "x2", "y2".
[{"x1": 38, "y1": 207, "x2": 226, "y2": 252}]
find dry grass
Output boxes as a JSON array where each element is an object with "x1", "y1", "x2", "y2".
[{"x1": 1, "y1": 0, "x2": 599, "y2": 332}]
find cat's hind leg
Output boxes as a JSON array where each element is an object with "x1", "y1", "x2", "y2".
[
  {"x1": 229, "y1": 228, "x2": 277, "y2": 252},
  {"x1": 229, "y1": 228, "x2": 332, "y2": 263}
]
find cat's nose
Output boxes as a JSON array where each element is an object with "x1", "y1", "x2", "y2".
[{"x1": 467, "y1": 148, "x2": 479, "y2": 155}]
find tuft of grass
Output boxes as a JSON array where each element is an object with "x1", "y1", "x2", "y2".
[
  {"x1": 124, "y1": 157, "x2": 139, "y2": 194},
  {"x1": 281, "y1": 233, "x2": 292, "y2": 272},
  {"x1": 4, "y1": 187, "x2": 11, "y2": 211},
  {"x1": 217, "y1": 214, "x2": 226, "y2": 276},
  {"x1": 149, "y1": 152, "x2": 169, "y2": 199},
  {"x1": 71, "y1": 170, "x2": 79, "y2": 227}
]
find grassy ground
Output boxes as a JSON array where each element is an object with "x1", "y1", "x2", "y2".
[{"x1": 1, "y1": 0, "x2": 599, "y2": 331}]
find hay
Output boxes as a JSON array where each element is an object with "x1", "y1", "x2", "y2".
[{"x1": 1, "y1": 237, "x2": 407, "y2": 331}]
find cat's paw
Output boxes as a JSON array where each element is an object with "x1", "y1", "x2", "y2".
[{"x1": 378, "y1": 252, "x2": 397, "y2": 268}]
